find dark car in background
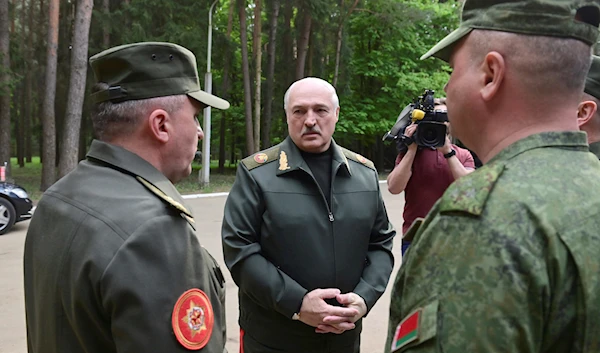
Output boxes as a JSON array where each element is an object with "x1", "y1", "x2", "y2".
[{"x1": 0, "y1": 182, "x2": 33, "y2": 235}]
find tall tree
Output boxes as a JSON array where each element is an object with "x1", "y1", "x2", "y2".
[
  {"x1": 333, "y1": 0, "x2": 360, "y2": 87},
  {"x1": 295, "y1": 3, "x2": 312, "y2": 80},
  {"x1": 252, "y1": 0, "x2": 262, "y2": 152},
  {"x1": 25, "y1": 0, "x2": 35, "y2": 163},
  {"x1": 58, "y1": 0, "x2": 93, "y2": 178},
  {"x1": 102, "y1": 0, "x2": 110, "y2": 47},
  {"x1": 261, "y1": 0, "x2": 279, "y2": 148},
  {"x1": 0, "y1": 0, "x2": 11, "y2": 176},
  {"x1": 238, "y1": 0, "x2": 254, "y2": 155},
  {"x1": 218, "y1": 2, "x2": 235, "y2": 173},
  {"x1": 40, "y1": 0, "x2": 59, "y2": 190}
]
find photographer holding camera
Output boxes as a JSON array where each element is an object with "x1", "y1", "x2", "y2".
[{"x1": 386, "y1": 98, "x2": 474, "y2": 255}]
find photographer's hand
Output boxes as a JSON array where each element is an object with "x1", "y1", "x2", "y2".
[
  {"x1": 402, "y1": 123, "x2": 418, "y2": 152},
  {"x1": 437, "y1": 135, "x2": 453, "y2": 155}
]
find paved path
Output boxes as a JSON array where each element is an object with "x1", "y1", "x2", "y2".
[{"x1": 0, "y1": 187, "x2": 405, "y2": 353}]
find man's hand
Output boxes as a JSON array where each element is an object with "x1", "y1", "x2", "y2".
[
  {"x1": 436, "y1": 123, "x2": 453, "y2": 155},
  {"x1": 315, "y1": 292, "x2": 368, "y2": 334},
  {"x1": 396, "y1": 123, "x2": 418, "y2": 153},
  {"x1": 297, "y1": 289, "x2": 359, "y2": 334}
]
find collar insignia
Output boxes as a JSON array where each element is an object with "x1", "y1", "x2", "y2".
[{"x1": 279, "y1": 151, "x2": 290, "y2": 171}]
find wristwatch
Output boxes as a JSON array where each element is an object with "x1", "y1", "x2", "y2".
[{"x1": 444, "y1": 149, "x2": 456, "y2": 159}]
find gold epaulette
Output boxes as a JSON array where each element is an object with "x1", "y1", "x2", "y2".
[
  {"x1": 341, "y1": 148, "x2": 376, "y2": 171},
  {"x1": 136, "y1": 176, "x2": 196, "y2": 229},
  {"x1": 241, "y1": 146, "x2": 280, "y2": 171}
]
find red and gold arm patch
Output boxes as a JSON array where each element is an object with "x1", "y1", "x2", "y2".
[{"x1": 172, "y1": 288, "x2": 214, "y2": 350}]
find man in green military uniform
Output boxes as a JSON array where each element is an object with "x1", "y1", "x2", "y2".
[
  {"x1": 386, "y1": 1, "x2": 600, "y2": 352},
  {"x1": 222, "y1": 77, "x2": 396, "y2": 353},
  {"x1": 578, "y1": 55, "x2": 600, "y2": 159},
  {"x1": 24, "y1": 42, "x2": 230, "y2": 353}
]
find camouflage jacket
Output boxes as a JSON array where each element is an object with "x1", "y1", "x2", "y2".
[
  {"x1": 222, "y1": 136, "x2": 395, "y2": 350},
  {"x1": 386, "y1": 131, "x2": 600, "y2": 353},
  {"x1": 588, "y1": 140, "x2": 600, "y2": 159}
]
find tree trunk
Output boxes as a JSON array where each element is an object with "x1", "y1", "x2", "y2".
[
  {"x1": 281, "y1": 0, "x2": 293, "y2": 88},
  {"x1": 262, "y1": 0, "x2": 279, "y2": 148},
  {"x1": 41, "y1": 0, "x2": 59, "y2": 190},
  {"x1": 238, "y1": 0, "x2": 254, "y2": 156},
  {"x1": 16, "y1": 0, "x2": 26, "y2": 167},
  {"x1": 25, "y1": 0, "x2": 35, "y2": 163},
  {"x1": 252, "y1": 0, "x2": 262, "y2": 152},
  {"x1": 218, "y1": 3, "x2": 235, "y2": 174},
  {"x1": 0, "y1": 0, "x2": 12, "y2": 176},
  {"x1": 295, "y1": 6, "x2": 312, "y2": 80},
  {"x1": 57, "y1": 0, "x2": 93, "y2": 179},
  {"x1": 102, "y1": 0, "x2": 109, "y2": 47},
  {"x1": 333, "y1": 0, "x2": 360, "y2": 87}
]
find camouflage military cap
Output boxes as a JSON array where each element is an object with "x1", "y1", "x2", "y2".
[
  {"x1": 585, "y1": 55, "x2": 600, "y2": 99},
  {"x1": 421, "y1": 0, "x2": 600, "y2": 62},
  {"x1": 89, "y1": 42, "x2": 230, "y2": 109}
]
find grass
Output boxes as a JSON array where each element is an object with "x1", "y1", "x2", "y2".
[
  {"x1": 6, "y1": 157, "x2": 238, "y2": 203},
  {"x1": 6, "y1": 156, "x2": 389, "y2": 203}
]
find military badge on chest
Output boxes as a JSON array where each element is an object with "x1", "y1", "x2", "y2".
[{"x1": 172, "y1": 288, "x2": 214, "y2": 350}]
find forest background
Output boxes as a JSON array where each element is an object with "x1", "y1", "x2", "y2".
[{"x1": 0, "y1": 0, "x2": 462, "y2": 194}]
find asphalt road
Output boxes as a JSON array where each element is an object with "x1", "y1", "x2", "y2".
[{"x1": 0, "y1": 185, "x2": 405, "y2": 353}]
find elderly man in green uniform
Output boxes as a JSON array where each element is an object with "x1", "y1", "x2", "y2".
[
  {"x1": 222, "y1": 77, "x2": 396, "y2": 353},
  {"x1": 578, "y1": 55, "x2": 600, "y2": 159},
  {"x1": 386, "y1": 1, "x2": 600, "y2": 352},
  {"x1": 24, "y1": 42, "x2": 230, "y2": 353}
]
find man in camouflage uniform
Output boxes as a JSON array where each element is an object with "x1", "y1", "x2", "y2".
[
  {"x1": 386, "y1": 0, "x2": 600, "y2": 352},
  {"x1": 578, "y1": 55, "x2": 600, "y2": 159},
  {"x1": 24, "y1": 42, "x2": 229, "y2": 353},
  {"x1": 222, "y1": 77, "x2": 395, "y2": 353}
]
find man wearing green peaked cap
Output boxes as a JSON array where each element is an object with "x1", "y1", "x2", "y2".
[
  {"x1": 578, "y1": 55, "x2": 600, "y2": 159},
  {"x1": 24, "y1": 42, "x2": 229, "y2": 353},
  {"x1": 386, "y1": 0, "x2": 600, "y2": 352}
]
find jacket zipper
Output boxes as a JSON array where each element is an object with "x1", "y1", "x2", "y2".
[{"x1": 301, "y1": 167, "x2": 334, "y2": 222}]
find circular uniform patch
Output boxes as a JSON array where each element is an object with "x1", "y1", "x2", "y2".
[
  {"x1": 254, "y1": 153, "x2": 268, "y2": 164},
  {"x1": 356, "y1": 154, "x2": 368, "y2": 164},
  {"x1": 172, "y1": 288, "x2": 214, "y2": 350}
]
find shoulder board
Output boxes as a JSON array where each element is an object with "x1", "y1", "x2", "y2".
[
  {"x1": 438, "y1": 162, "x2": 505, "y2": 216},
  {"x1": 241, "y1": 146, "x2": 280, "y2": 171},
  {"x1": 341, "y1": 148, "x2": 376, "y2": 170},
  {"x1": 136, "y1": 176, "x2": 196, "y2": 230}
]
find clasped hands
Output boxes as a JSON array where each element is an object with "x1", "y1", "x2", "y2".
[{"x1": 296, "y1": 288, "x2": 367, "y2": 335}]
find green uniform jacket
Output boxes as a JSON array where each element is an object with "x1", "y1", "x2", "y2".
[
  {"x1": 24, "y1": 140, "x2": 227, "y2": 353},
  {"x1": 386, "y1": 132, "x2": 600, "y2": 353},
  {"x1": 222, "y1": 137, "x2": 396, "y2": 349},
  {"x1": 588, "y1": 140, "x2": 600, "y2": 159}
]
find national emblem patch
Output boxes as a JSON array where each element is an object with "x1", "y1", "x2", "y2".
[
  {"x1": 391, "y1": 309, "x2": 420, "y2": 352},
  {"x1": 254, "y1": 153, "x2": 268, "y2": 164},
  {"x1": 356, "y1": 154, "x2": 368, "y2": 164},
  {"x1": 172, "y1": 288, "x2": 214, "y2": 350}
]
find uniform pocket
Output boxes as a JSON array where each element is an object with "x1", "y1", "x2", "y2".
[{"x1": 390, "y1": 299, "x2": 439, "y2": 352}]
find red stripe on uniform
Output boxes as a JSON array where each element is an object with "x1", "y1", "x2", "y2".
[{"x1": 239, "y1": 328, "x2": 245, "y2": 353}]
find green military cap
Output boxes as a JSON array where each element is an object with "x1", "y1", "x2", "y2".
[
  {"x1": 89, "y1": 42, "x2": 230, "y2": 109},
  {"x1": 421, "y1": 0, "x2": 600, "y2": 62},
  {"x1": 585, "y1": 55, "x2": 600, "y2": 99}
]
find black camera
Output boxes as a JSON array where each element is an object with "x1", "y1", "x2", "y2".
[{"x1": 382, "y1": 90, "x2": 448, "y2": 152}]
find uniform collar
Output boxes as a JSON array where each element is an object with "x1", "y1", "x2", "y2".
[
  {"x1": 487, "y1": 131, "x2": 589, "y2": 165},
  {"x1": 588, "y1": 140, "x2": 600, "y2": 159},
  {"x1": 86, "y1": 140, "x2": 187, "y2": 206},
  {"x1": 276, "y1": 136, "x2": 352, "y2": 176}
]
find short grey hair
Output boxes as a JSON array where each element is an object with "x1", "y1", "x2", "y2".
[
  {"x1": 91, "y1": 82, "x2": 187, "y2": 141},
  {"x1": 283, "y1": 77, "x2": 339, "y2": 110},
  {"x1": 469, "y1": 30, "x2": 592, "y2": 97}
]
